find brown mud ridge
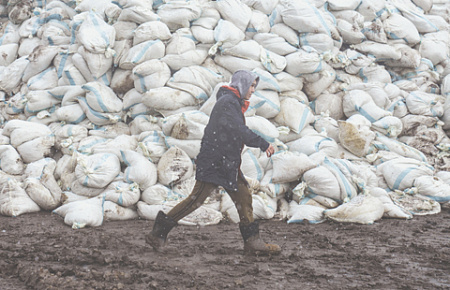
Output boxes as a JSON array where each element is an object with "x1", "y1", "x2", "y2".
[{"x1": 1, "y1": 209, "x2": 449, "y2": 290}]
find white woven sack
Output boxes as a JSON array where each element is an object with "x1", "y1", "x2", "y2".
[
  {"x1": 388, "y1": 190, "x2": 441, "y2": 216},
  {"x1": 252, "y1": 68, "x2": 281, "y2": 92},
  {"x1": 168, "y1": 66, "x2": 224, "y2": 99},
  {"x1": 279, "y1": 0, "x2": 331, "y2": 35},
  {"x1": 101, "y1": 180, "x2": 140, "y2": 207},
  {"x1": 405, "y1": 91, "x2": 444, "y2": 117},
  {"x1": 55, "y1": 104, "x2": 86, "y2": 124},
  {"x1": 141, "y1": 183, "x2": 185, "y2": 205},
  {"x1": 129, "y1": 115, "x2": 161, "y2": 136},
  {"x1": 209, "y1": 19, "x2": 245, "y2": 54},
  {"x1": 274, "y1": 97, "x2": 314, "y2": 134},
  {"x1": 371, "y1": 116, "x2": 403, "y2": 138},
  {"x1": 352, "y1": 41, "x2": 401, "y2": 60},
  {"x1": 323, "y1": 157, "x2": 358, "y2": 202},
  {"x1": 75, "y1": 152, "x2": 121, "y2": 189},
  {"x1": 212, "y1": 0, "x2": 252, "y2": 32},
  {"x1": 356, "y1": 0, "x2": 388, "y2": 22},
  {"x1": 133, "y1": 21, "x2": 172, "y2": 46},
  {"x1": 0, "y1": 22, "x2": 20, "y2": 45},
  {"x1": 26, "y1": 67, "x2": 58, "y2": 91},
  {"x1": 117, "y1": 6, "x2": 160, "y2": 24},
  {"x1": 156, "y1": 1, "x2": 202, "y2": 31},
  {"x1": 413, "y1": 176, "x2": 450, "y2": 203},
  {"x1": 245, "y1": 115, "x2": 279, "y2": 143},
  {"x1": 270, "y1": 23, "x2": 300, "y2": 48},
  {"x1": 77, "y1": 97, "x2": 122, "y2": 126},
  {"x1": 161, "y1": 47, "x2": 209, "y2": 71},
  {"x1": 102, "y1": 200, "x2": 139, "y2": 221},
  {"x1": 327, "y1": 0, "x2": 361, "y2": 10},
  {"x1": 132, "y1": 59, "x2": 171, "y2": 93},
  {"x1": 0, "y1": 174, "x2": 40, "y2": 217},
  {"x1": 214, "y1": 54, "x2": 265, "y2": 74},
  {"x1": 82, "y1": 81, "x2": 122, "y2": 113},
  {"x1": 383, "y1": 13, "x2": 421, "y2": 45},
  {"x1": 24, "y1": 176, "x2": 61, "y2": 211},
  {"x1": 343, "y1": 90, "x2": 391, "y2": 122},
  {"x1": 287, "y1": 202, "x2": 325, "y2": 224},
  {"x1": 338, "y1": 120, "x2": 375, "y2": 157},
  {"x1": 0, "y1": 145, "x2": 24, "y2": 175},
  {"x1": 157, "y1": 146, "x2": 194, "y2": 186},
  {"x1": 136, "y1": 130, "x2": 167, "y2": 163},
  {"x1": 285, "y1": 49, "x2": 323, "y2": 76},
  {"x1": 368, "y1": 187, "x2": 412, "y2": 219},
  {"x1": 137, "y1": 200, "x2": 223, "y2": 226},
  {"x1": 303, "y1": 67, "x2": 336, "y2": 99},
  {"x1": 77, "y1": 46, "x2": 113, "y2": 79},
  {"x1": 142, "y1": 87, "x2": 197, "y2": 111},
  {"x1": 164, "y1": 137, "x2": 201, "y2": 160},
  {"x1": 302, "y1": 166, "x2": 341, "y2": 201},
  {"x1": 53, "y1": 197, "x2": 104, "y2": 229},
  {"x1": 419, "y1": 38, "x2": 449, "y2": 66},
  {"x1": 336, "y1": 19, "x2": 365, "y2": 45},
  {"x1": 119, "y1": 39, "x2": 165, "y2": 70},
  {"x1": 375, "y1": 133, "x2": 428, "y2": 162},
  {"x1": 324, "y1": 194, "x2": 384, "y2": 224},
  {"x1": 22, "y1": 45, "x2": 61, "y2": 82},
  {"x1": 0, "y1": 57, "x2": 29, "y2": 93},
  {"x1": 25, "y1": 90, "x2": 61, "y2": 114},
  {"x1": 246, "y1": 10, "x2": 271, "y2": 39},
  {"x1": 271, "y1": 151, "x2": 317, "y2": 183},
  {"x1": 288, "y1": 133, "x2": 339, "y2": 158},
  {"x1": 376, "y1": 157, "x2": 434, "y2": 191},
  {"x1": 241, "y1": 0, "x2": 279, "y2": 15},
  {"x1": 76, "y1": 11, "x2": 115, "y2": 55},
  {"x1": 0, "y1": 43, "x2": 18, "y2": 66},
  {"x1": 241, "y1": 148, "x2": 264, "y2": 182},
  {"x1": 120, "y1": 150, "x2": 157, "y2": 191},
  {"x1": 162, "y1": 111, "x2": 208, "y2": 140},
  {"x1": 249, "y1": 90, "x2": 280, "y2": 119},
  {"x1": 17, "y1": 135, "x2": 55, "y2": 164}
]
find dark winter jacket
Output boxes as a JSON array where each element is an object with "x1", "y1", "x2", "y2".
[{"x1": 195, "y1": 70, "x2": 270, "y2": 191}]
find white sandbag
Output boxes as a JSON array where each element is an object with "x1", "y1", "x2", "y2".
[
  {"x1": 338, "y1": 119, "x2": 375, "y2": 157},
  {"x1": 212, "y1": 0, "x2": 252, "y2": 32},
  {"x1": 101, "y1": 180, "x2": 140, "y2": 207},
  {"x1": 383, "y1": 13, "x2": 421, "y2": 45},
  {"x1": 336, "y1": 19, "x2": 365, "y2": 45},
  {"x1": 279, "y1": 0, "x2": 332, "y2": 35},
  {"x1": 253, "y1": 33, "x2": 297, "y2": 57},
  {"x1": 356, "y1": 0, "x2": 388, "y2": 22},
  {"x1": 285, "y1": 49, "x2": 324, "y2": 76},
  {"x1": 132, "y1": 59, "x2": 171, "y2": 93},
  {"x1": 274, "y1": 97, "x2": 315, "y2": 134},
  {"x1": 162, "y1": 111, "x2": 208, "y2": 140},
  {"x1": 288, "y1": 132, "x2": 340, "y2": 158},
  {"x1": 137, "y1": 200, "x2": 223, "y2": 226},
  {"x1": 388, "y1": 190, "x2": 441, "y2": 216},
  {"x1": 247, "y1": 90, "x2": 280, "y2": 119},
  {"x1": 60, "y1": 191, "x2": 89, "y2": 204},
  {"x1": 117, "y1": 5, "x2": 160, "y2": 24},
  {"x1": 82, "y1": 81, "x2": 123, "y2": 113},
  {"x1": 343, "y1": 90, "x2": 392, "y2": 122},
  {"x1": 0, "y1": 145, "x2": 24, "y2": 175},
  {"x1": 164, "y1": 137, "x2": 201, "y2": 160},
  {"x1": 0, "y1": 56, "x2": 29, "y2": 93},
  {"x1": 271, "y1": 151, "x2": 317, "y2": 183},
  {"x1": 242, "y1": 0, "x2": 279, "y2": 15},
  {"x1": 120, "y1": 150, "x2": 157, "y2": 191},
  {"x1": 241, "y1": 148, "x2": 264, "y2": 181},
  {"x1": 302, "y1": 166, "x2": 342, "y2": 202},
  {"x1": 209, "y1": 19, "x2": 245, "y2": 54},
  {"x1": 221, "y1": 191, "x2": 276, "y2": 222},
  {"x1": 141, "y1": 183, "x2": 185, "y2": 205},
  {"x1": 26, "y1": 67, "x2": 58, "y2": 91},
  {"x1": 119, "y1": 39, "x2": 165, "y2": 70},
  {"x1": 102, "y1": 200, "x2": 138, "y2": 221},
  {"x1": 369, "y1": 187, "x2": 412, "y2": 219},
  {"x1": 303, "y1": 67, "x2": 336, "y2": 99},
  {"x1": 129, "y1": 115, "x2": 161, "y2": 136},
  {"x1": 245, "y1": 115, "x2": 279, "y2": 143},
  {"x1": 156, "y1": 1, "x2": 202, "y2": 31},
  {"x1": 55, "y1": 104, "x2": 86, "y2": 124},
  {"x1": 413, "y1": 175, "x2": 450, "y2": 203},
  {"x1": 287, "y1": 201, "x2": 325, "y2": 224},
  {"x1": 24, "y1": 90, "x2": 61, "y2": 115},
  {"x1": 419, "y1": 32, "x2": 449, "y2": 66},
  {"x1": 136, "y1": 130, "x2": 167, "y2": 163},
  {"x1": 17, "y1": 135, "x2": 56, "y2": 164},
  {"x1": 53, "y1": 197, "x2": 104, "y2": 228},
  {"x1": 75, "y1": 152, "x2": 121, "y2": 188},
  {"x1": 157, "y1": 146, "x2": 194, "y2": 186},
  {"x1": 76, "y1": 11, "x2": 115, "y2": 55},
  {"x1": 77, "y1": 46, "x2": 113, "y2": 79},
  {"x1": 77, "y1": 97, "x2": 122, "y2": 126},
  {"x1": 142, "y1": 87, "x2": 198, "y2": 111},
  {"x1": 351, "y1": 41, "x2": 401, "y2": 61},
  {"x1": 375, "y1": 132, "x2": 428, "y2": 162},
  {"x1": 0, "y1": 173, "x2": 40, "y2": 217},
  {"x1": 22, "y1": 45, "x2": 61, "y2": 82},
  {"x1": 161, "y1": 46, "x2": 209, "y2": 72},
  {"x1": 376, "y1": 157, "x2": 434, "y2": 191},
  {"x1": 270, "y1": 23, "x2": 300, "y2": 48},
  {"x1": 371, "y1": 116, "x2": 403, "y2": 138},
  {"x1": 0, "y1": 43, "x2": 18, "y2": 66},
  {"x1": 405, "y1": 91, "x2": 444, "y2": 118},
  {"x1": 324, "y1": 194, "x2": 384, "y2": 224},
  {"x1": 0, "y1": 22, "x2": 21, "y2": 45},
  {"x1": 133, "y1": 21, "x2": 172, "y2": 46}
]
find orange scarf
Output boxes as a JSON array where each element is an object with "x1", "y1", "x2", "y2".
[{"x1": 222, "y1": 85, "x2": 250, "y2": 115}]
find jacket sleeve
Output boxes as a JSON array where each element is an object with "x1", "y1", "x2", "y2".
[{"x1": 219, "y1": 100, "x2": 270, "y2": 152}]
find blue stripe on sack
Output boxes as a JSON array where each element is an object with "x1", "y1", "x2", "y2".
[
  {"x1": 77, "y1": 97, "x2": 110, "y2": 120},
  {"x1": 57, "y1": 52, "x2": 70, "y2": 78},
  {"x1": 64, "y1": 70, "x2": 76, "y2": 85},
  {"x1": 0, "y1": 23, "x2": 12, "y2": 45},
  {"x1": 250, "y1": 129, "x2": 275, "y2": 143},
  {"x1": 132, "y1": 40, "x2": 160, "y2": 64},
  {"x1": 27, "y1": 67, "x2": 54, "y2": 88},
  {"x1": 268, "y1": 9, "x2": 278, "y2": 27},
  {"x1": 82, "y1": 85, "x2": 110, "y2": 112},
  {"x1": 88, "y1": 11, "x2": 110, "y2": 48},
  {"x1": 297, "y1": 106, "x2": 312, "y2": 133},
  {"x1": 253, "y1": 91, "x2": 281, "y2": 111},
  {"x1": 255, "y1": 72, "x2": 281, "y2": 92},
  {"x1": 247, "y1": 150, "x2": 263, "y2": 181},
  {"x1": 314, "y1": 137, "x2": 333, "y2": 152},
  {"x1": 392, "y1": 167, "x2": 415, "y2": 190},
  {"x1": 307, "y1": 2, "x2": 330, "y2": 36},
  {"x1": 355, "y1": 105, "x2": 377, "y2": 123},
  {"x1": 324, "y1": 157, "x2": 353, "y2": 200},
  {"x1": 120, "y1": 150, "x2": 131, "y2": 166},
  {"x1": 118, "y1": 193, "x2": 123, "y2": 206},
  {"x1": 134, "y1": 73, "x2": 146, "y2": 93}
]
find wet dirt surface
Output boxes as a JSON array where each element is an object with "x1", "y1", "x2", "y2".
[{"x1": 1, "y1": 208, "x2": 449, "y2": 290}]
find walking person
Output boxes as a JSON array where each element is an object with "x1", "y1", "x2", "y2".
[{"x1": 146, "y1": 70, "x2": 281, "y2": 256}]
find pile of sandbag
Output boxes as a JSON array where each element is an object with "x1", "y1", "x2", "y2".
[{"x1": 1, "y1": 0, "x2": 450, "y2": 228}]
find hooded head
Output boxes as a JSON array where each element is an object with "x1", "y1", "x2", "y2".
[{"x1": 229, "y1": 70, "x2": 259, "y2": 99}]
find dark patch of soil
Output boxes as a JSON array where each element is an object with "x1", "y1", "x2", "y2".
[{"x1": 1, "y1": 208, "x2": 449, "y2": 290}]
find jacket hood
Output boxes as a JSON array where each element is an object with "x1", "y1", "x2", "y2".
[{"x1": 229, "y1": 70, "x2": 259, "y2": 98}]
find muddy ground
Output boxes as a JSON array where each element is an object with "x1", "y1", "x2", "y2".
[{"x1": 1, "y1": 207, "x2": 449, "y2": 290}]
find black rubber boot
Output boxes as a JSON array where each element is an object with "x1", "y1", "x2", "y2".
[
  {"x1": 239, "y1": 221, "x2": 281, "y2": 256},
  {"x1": 145, "y1": 211, "x2": 177, "y2": 251}
]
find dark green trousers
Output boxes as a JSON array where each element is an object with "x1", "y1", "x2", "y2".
[{"x1": 167, "y1": 176, "x2": 254, "y2": 224}]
